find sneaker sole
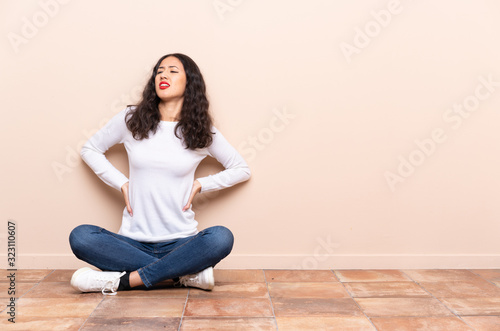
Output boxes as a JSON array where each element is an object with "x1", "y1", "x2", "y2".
[{"x1": 70, "y1": 267, "x2": 92, "y2": 290}]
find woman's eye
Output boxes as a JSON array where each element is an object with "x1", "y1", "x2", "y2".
[{"x1": 171, "y1": 71, "x2": 178, "y2": 73}]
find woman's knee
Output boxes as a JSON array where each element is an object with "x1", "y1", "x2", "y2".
[
  {"x1": 206, "y1": 225, "x2": 234, "y2": 256},
  {"x1": 69, "y1": 224, "x2": 100, "y2": 251}
]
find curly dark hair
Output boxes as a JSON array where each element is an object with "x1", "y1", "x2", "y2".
[{"x1": 125, "y1": 53, "x2": 214, "y2": 150}]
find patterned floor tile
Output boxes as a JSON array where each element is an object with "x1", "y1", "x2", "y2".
[
  {"x1": 265, "y1": 270, "x2": 337, "y2": 282},
  {"x1": 180, "y1": 317, "x2": 276, "y2": 330},
  {"x1": 370, "y1": 317, "x2": 473, "y2": 330},
  {"x1": 335, "y1": 270, "x2": 412, "y2": 282},
  {"x1": 343, "y1": 281, "x2": 430, "y2": 298},
  {"x1": 184, "y1": 298, "x2": 273, "y2": 317}
]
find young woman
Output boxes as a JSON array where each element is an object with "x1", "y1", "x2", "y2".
[{"x1": 69, "y1": 53, "x2": 251, "y2": 295}]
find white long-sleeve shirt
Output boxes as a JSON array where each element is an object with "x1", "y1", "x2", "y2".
[{"x1": 80, "y1": 106, "x2": 251, "y2": 243}]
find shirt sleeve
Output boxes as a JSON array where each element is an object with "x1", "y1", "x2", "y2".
[
  {"x1": 196, "y1": 126, "x2": 251, "y2": 193},
  {"x1": 80, "y1": 108, "x2": 131, "y2": 191}
]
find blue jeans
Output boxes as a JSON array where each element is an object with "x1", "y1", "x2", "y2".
[{"x1": 69, "y1": 224, "x2": 234, "y2": 288}]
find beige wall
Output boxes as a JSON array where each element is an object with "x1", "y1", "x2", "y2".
[{"x1": 1, "y1": 0, "x2": 499, "y2": 269}]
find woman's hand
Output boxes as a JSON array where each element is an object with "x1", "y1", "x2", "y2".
[
  {"x1": 183, "y1": 180, "x2": 202, "y2": 211},
  {"x1": 121, "y1": 182, "x2": 133, "y2": 216}
]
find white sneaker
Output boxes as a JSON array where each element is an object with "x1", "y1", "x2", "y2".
[
  {"x1": 71, "y1": 267, "x2": 126, "y2": 295},
  {"x1": 178, "y1": 267, "x2": 214, "y2": 290}
]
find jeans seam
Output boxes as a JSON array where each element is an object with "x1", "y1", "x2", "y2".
[{"x1": 137, "y1": 268, "x2": 151, "y2": 287}]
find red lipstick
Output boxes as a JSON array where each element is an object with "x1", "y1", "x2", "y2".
[{"x1": 159, "y1": 81, "x2": 170, "y2": 90}]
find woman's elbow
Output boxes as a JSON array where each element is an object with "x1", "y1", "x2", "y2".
[
  {"x1": 243, "y1": 166, "x2": 251, "y2": 181},
  {"x1": 80, "y1": 143, "x2": 97, "y2": 164},
  {"x1": 80, "y1": 145, "x2": 90, "y2": 161}
]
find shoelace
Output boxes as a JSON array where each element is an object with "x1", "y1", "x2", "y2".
[
  {"x1": 101, "y1": 271, "x2": 126, "y2": 296},
  {"x1": 179, "y1": 273, "x2": 199, "y2": 287}
]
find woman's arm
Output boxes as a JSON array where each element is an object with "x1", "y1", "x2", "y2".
[
  {"x1": 196, "y1": 126, "x2": 251, "y2": 193},
  {"x1": 80, "y1": 108, "x2": 130, "y2": 191}
]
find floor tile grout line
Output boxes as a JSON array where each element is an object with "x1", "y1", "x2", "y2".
[
  {"x1": 39, "y1": 269, "x2": 57, "y2": 282},
  {"x1": 178, "y1": 288, "x2": 190, "y2": 331},
  {"x1": 365, "y1": 314, "x2": 469, "y2": 318},
  {"x1": 0, "y1": 269, "x2": 57, "y2": 315},
  {"x1": 78, "y1": 294, "x2": 107, "y2": 331},
  {"x1": 331, "y1": 269, "x2": 380, "y2": 331},
  {"x1": 467, "y1": 269, "x2": 500, "y2": 288},
  {"x1": 399, "y1": 269, "x2": 477, "y2": 331},
  {"x1": 262, "y1": 269, "x2": 279, "y2": 331}
]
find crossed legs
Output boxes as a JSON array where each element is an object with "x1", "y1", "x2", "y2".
[{"x1": 69, "y1": 224, "x2": 234, "y2": 289}]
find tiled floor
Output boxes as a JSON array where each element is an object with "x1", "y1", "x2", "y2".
[{"x1": 1, "y1": 269, "x2": 500, "y2": 330}]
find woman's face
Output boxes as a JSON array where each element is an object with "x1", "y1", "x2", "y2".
[{"x1": 154, "y1": 56, "x2": 187, "y2": 103}]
